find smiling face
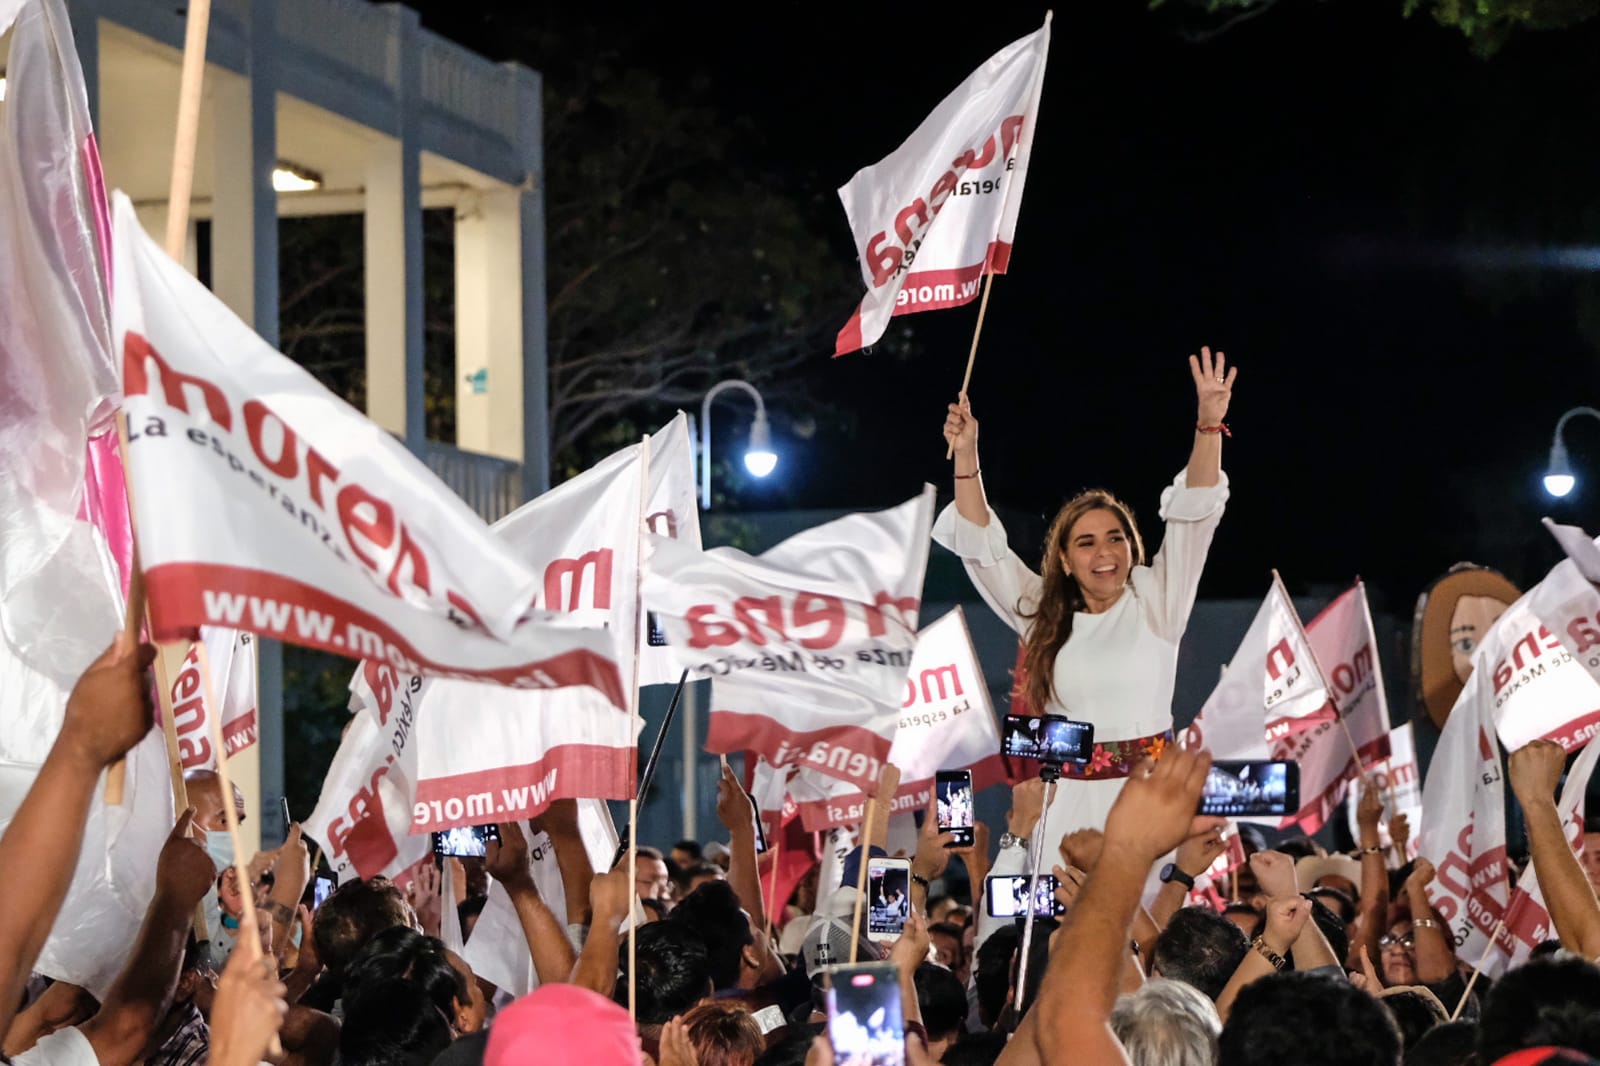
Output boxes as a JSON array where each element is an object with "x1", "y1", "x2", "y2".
[{"x1": 1059, "y1": 508, "x2": 1134, "y2": 611}]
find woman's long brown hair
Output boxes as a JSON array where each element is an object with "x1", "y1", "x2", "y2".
[{"x1": 1018, "y1": 490, "x2": 1146, "y2": 714}]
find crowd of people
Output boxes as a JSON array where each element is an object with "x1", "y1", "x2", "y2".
[
  {"x1": 9, "y1": 354, "x2": 1600, "y2": 1066},
  {"x1": 9, "y1": 633, "x2": 1600, "y2": 1066}
]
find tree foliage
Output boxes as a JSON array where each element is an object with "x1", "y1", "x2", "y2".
[{"x1": 1154, "y1": 0, "x2": 1600, "y2": 52}]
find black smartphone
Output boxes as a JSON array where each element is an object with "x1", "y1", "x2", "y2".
[
  {"x1": 647, "y1": 611, "x2": 668, "y2": 647},
  {"x1": 1002, "y1": 713, "x2": 1094, "y2": 764},
  {"x1": 867, "y1": 858, "x2": 912, "y2": 942},
  {"x1": 744, "y1": 788, "x2": 769, "y2": 854},
  {"x1": 825, "y1": 962, "x2": 905, "y2": 1066},
  {"x1": 313, "y1": 873, "x2": 335, "y2": 909},
  {"x1": 431, "y1": 824, "x2": 501, "y2": 858},
  {"x1": 1198, "y1": 760, "x2": 1299, "y2": 817},
  {"x1": 984, "y1": 873, "x2": 1067, "y2": 918},
  {"x1": 935, "y1": 769, "x2": 975, "y2": 848}
]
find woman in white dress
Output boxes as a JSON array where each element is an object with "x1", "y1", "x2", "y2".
[{"x1": 934, "y1": 348, "x2": 1237, "y2": 850}]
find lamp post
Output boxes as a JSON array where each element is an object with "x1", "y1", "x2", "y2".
[
  {"x1": 679, "y1": 380, "x2": 777, "y2": 841},
  {"x1": 1544, "y1": 406, "x2": 1600, "y2": 498},
  {"x1": 699, "y1": 379, "x2": 777, "y2": 511}
]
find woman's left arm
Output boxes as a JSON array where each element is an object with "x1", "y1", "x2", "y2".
[
  {"x1": 1186, "y1": 346, "x2": 1236, "y2": 489},
  {"x1": 1140, "y1": 350, "x2": 1238, "y2": 641}
]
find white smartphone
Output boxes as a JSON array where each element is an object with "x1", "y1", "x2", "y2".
[{"x1": 866, "y1": 857, "x2": 912, "y2": 943}]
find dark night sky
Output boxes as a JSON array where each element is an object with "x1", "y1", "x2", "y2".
[{"x1": 406, "y1": 1, "x2": 1600, "y2": 614}]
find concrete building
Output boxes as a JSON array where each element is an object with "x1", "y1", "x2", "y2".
[{"x1": 6, "y1": 0, "x2": 549, "y2": 847}]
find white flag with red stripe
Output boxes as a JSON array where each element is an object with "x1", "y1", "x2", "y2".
[
  {"x1": 1421, "y1": 657, "x2": 1509, "y2": 968},
  {"x1": 1345, "y1": 723, "x2": 1423, "y2": 860},
  {"x1": 644, "y1": 489, "x2": 936, "y2": 793},
  {"x1": 165, "y1": 627, "x2": 259, "y2": 772},
  {"x1": 1467, "y1": 559, "x2": 1600, "y2": 755},
  {"x1": 749, "y1": 607, "x2": 1003, "y2": 831},
  {"x1": 1277, "y1": 583, "x2": 1392, "y2": 834},
  {"x1": 111, "y1": 193, "x2": 623, "y2": 704},
  {"x1": 1530, "y1": 519, "x2": 1600, "y2": 709},
  {"x1": 305, "y1": 661, "x2": 429, "y2": 881},
  {"x1": 1483, "y1": 736, "x2": 1600, "y2": 974},
  {"x1": 639, "y1": 413, "x2": 701, "y2": 686},
  {"x1": 833, "y1": 18, "x2": 1050, "y2": 356},
  {"x1": 408, "y1": 443, "x2": 646, "y2": 832},
  {"x1": 1182, "y1": 574, "x2": 1333, "y2": 761}
]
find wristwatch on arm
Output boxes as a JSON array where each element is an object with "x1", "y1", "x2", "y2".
[{"x1": 1158, "y1": 862, "x2": 1195, "y2": 891}]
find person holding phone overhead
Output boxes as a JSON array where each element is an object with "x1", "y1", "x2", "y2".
[{"x1": 934, "y1": 348, "x2": 1236, "y2": 849}]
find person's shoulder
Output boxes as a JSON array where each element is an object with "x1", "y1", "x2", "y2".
[{"x1": 11, "y1": 1027, "x2": 96, "y2": 1066}]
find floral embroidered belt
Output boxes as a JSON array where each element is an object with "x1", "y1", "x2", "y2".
[{"x1": 1055, "y1": 729, "x2": 1173, "y2": 781}]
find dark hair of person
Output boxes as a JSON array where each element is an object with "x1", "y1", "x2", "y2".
[
  {"x1": 1275, "y1": 837, "x2": 1320, "y2": 862},
  {"x1": 1020, "y1": 492, "x2": 1146, "y2": 711},
  {"x1": 753, "y1": 1022, "x2": 824, "y2": 1066},
  {"x1": 675, "y1": 839, "x2": 704, "y2": 861},
  {"x1": 311, "y1": 875, "x2": 415, "y2": 976},
  {"x1": 621, "y1": 920, "x2": 713, "y2": 1025},
  {"x1": 1403, "y1": 1019, "x2": 1475, "y2": 1066},
  {"x1": 1012, "y1": 917, "x2": 1057, "y2": 1019},
  {"x1": 339, "y1": 978, "x2": 454, "y2": 1066},
  {"x1": 914, "y1": 961, "x2": 968, "y2": 1042},
  {"x1": 942, "y1": 1031, "x2": 1010, "y2": 1066},
  {"x1": 1219, "y1": 971, "x2": 1401, "y2": 1066},
  {"x1": 1153, "y1": 906, "x2": 1251, "y2": 1002},
  {"x1": 1302, "y1": 894, "x2": 1349, "y2": 970},
  {"x1": 456, "y1": 895, "x2": 487, "y2": 934},
  {"x1": 1475, "y1": 955, "x2": 1600, "y2": 1063},
  {"x1": 669, "y1": 880, "x2": 755, "y2": 990},
  {"x1": 344, "y1": 925, "x2": 467, "y2": 1021},
  {"x1": 974, "y1": 925, "x2": 1020, "y2": 1028},
  {"x1": 637, "y1": 845, "x2": 666, "y2": 861},
  {"x1": 1220, "y1": 902, "x2": 1264, "y2": 939},
  {"x1": 1309, "y1": 886, "x2": 1356, "y2": 926},
  {"x1": 681, "y1": 861, "x2": 727, "y2": 884}
]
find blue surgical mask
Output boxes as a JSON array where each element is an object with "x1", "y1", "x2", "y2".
[{"x1": 206, "y1": 830, "x2": 235, "y2": 873}]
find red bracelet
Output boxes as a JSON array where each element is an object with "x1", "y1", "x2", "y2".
[
  {"x1": 954, "y1": 468, "x2": 981, "y2": 480},
  {"x1": 1196, "y1": 422, "x2": 1232, "y2": 438}
]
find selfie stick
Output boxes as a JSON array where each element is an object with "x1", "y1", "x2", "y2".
[{"x1": 1013, "y1": 764, "x2": 1058, "y2": 1023}]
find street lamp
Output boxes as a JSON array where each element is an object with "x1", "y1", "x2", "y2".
[
  {"x1": 699, "y1": 379, "x2": 776, "y2": 510},
  {"x1": 1544, "y1": 407, "x2": 1600, "y2": 498}
]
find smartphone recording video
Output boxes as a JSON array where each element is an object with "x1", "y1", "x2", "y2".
[
  {"x1": 313, "y1": 874, "x2": 335, "y2": 910},
  {"x1": 984, "y1": 873, "x2": 1067, "y2": 918},
  {"x1": 432, "y1": 824, "x2": 501, "y2": 858},
  {"x1": 1002, "y1": 714, "x2": 1094, "y2": 764},
  {"x1": 867, "y1": 858, "x2": 912, "y2": 942},
  {"x1": 935, "y1": 770, "x2": 974, "y2": 848},
  {"x1": 1198, "y1": 760, "x2": 1299, "y2": 817},
  {"x1": 826, "y1": 962, "x2": 906, "y2": 1066}
]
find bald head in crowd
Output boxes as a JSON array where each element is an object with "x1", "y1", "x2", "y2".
[{"x1": 184, "y1": 769, "x2": 246, "y2": 834}]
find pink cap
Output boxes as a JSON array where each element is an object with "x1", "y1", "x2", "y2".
[{"x1": 485, "y1": 984, "x2": 641, "y2": 1065}]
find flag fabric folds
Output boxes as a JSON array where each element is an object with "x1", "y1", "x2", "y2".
[
  {"x1": 833, "y1": 17, "x2": 1051, "y2": 356},
  {"x1": 110, "y1": 192, "x2": 624, "y2": 705},
  {"x1": 644, "y1": 489, "x2": 936, "y2": 793}
]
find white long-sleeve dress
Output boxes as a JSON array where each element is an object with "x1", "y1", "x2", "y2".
[{"x1": 932, "y1": 471, "x2": 1228, "y2": 849}]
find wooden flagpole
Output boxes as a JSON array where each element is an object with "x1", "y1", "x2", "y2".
[
  {"x1": 627, "y1": 434, "x2": 651, "y2": 1023},
  {"x1": 197, "y1": 638, "x2": 281, "y2": 1056},
  {"x1": 1451, "y1": 921, "x2": 1504, "y2": 1021},
  {"x1": 850, "y1": 764, "x2": 901, "y2": 964},
  {"x1": 107, "y1": 0, "x2": 213, "y2": 803}
]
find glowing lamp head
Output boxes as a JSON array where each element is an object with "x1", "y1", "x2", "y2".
[
  {"x1": 1545, "y1": 438, "x2": 1576, "y2": 498},
  {"x1": 744, "y1": 413, "x2": 777, "y2": 478}
]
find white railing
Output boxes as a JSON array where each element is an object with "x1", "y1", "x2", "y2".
[
  {"x1": 418, "y1": 34, "x2": 520, "y2": 143},
  {"x1": 422, "y1": 440, "x2": 523, "y2": 524}
]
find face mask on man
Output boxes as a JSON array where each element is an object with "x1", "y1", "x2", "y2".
[{"x1": 206, "y1": 829, "x2": 235, "y2": 873}]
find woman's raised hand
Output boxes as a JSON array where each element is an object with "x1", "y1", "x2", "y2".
[
  {"x1": 944, "y1": 393, "x2": 978, "y2": 458},
  {"x1": 1189, "y1": 346, "x2": 1237, "y2": 426}
]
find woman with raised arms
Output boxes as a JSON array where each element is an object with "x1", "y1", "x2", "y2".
[{"x1": 934, "y1": 347, "x2": 1237, "y2": 850}]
